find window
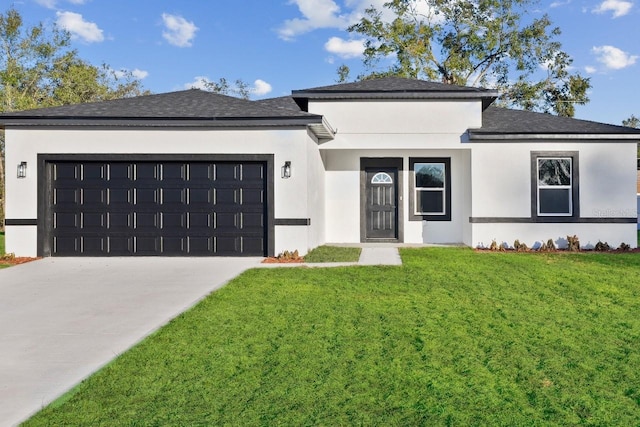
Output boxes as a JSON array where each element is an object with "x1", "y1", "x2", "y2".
[
  {"x1": 371, "y1": 172, "x2": 393, "y2": 184},
  {"x1": 409, "y1": 157, "x2": 451, "y2": 221},
  {"x1": 532, "y1": 152, "x2": 579, "y2": 219}
]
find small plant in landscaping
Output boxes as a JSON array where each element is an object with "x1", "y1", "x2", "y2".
[
  {"x1": 488, "y1": 240, "x2": 506, "y2": 251},
  {"x1": 262, "y1": 249, "x2": 305, "y2": 263},
  {"x1": 1, "y1": 252, "x2": 15, "y2": 261},
  {"x1": 513, "y1": 239, "x2": 529, "y2": 252},
  {"x1": 539, "y1": 239, "x2": 557, "y2": 252},
  {"x1": 567, "y1": 235, "x2": 580, "y2": 252},
  {"x1": 594, "y1": 241, "x2": 610, "y2": 252},
  {"x1": 618, "y1": 242, "x2": 631, "y2": 252}
]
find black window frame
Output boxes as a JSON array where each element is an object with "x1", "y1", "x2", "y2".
[
  {"x1": 531, "y1": 151, "x2": 579, "y2": 221},
  {"x1": 409, "y1": 157, "x2": 452, "y2": 221}
]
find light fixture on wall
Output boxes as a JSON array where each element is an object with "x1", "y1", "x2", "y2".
[
  {"x1": 17, "y1": 161, "x2": 27, "y2": 179},
  {"x1": 282, "y1": 161, "x2": 292, "y2": 179}
]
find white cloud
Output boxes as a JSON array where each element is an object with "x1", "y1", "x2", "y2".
[
  {"x1": 278, "y1": 0, "x2": 442, "y2": 41},
  {"x1": 131, "y1": 68, "x2": 149, "y2": 79},
  {"x1": 278, "y1": 0, "x2": 347, "y2": 40},
  {"x1": 592, "y1": 0, "x2": 633, "y2": 17},
  {"x1": 584, "y1": 65, "x2": 597, "y2": 73},
  {"x1": 161, "y1": 13, "x2": 198, "y2": 47},
  {"x1": 251, "y1": 79, "x2": 272, "y2": 96},
  {"x1": 184, "y1": 76, "x2": 211, "y2": 90},
  {"x1": 592, "y1": 45, "x2": 638, "y2": 69},
  {"x1": 324, "y1": 36, "x2": 365, "y2": 58},
  {"x1": 35, "y1": 0, "x2": 57, "y2": 8},
  {"x1": 36, "y1": 0, "x2": 88, "y2": 8},
  {"x1": 56, "y1": 11, "x2": 104, "y2": 43}
]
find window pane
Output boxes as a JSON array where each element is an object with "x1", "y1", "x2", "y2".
[
  {"x1": 538, "y1": 158, "x2": 571, "y2": 186},
  {"x1": 539, "y1": 188, "x2": 571, "y2": 214},
  {"x1": 415, "y1": 163, "x2": 445, "y2": 188},
  {"x1": 417, "y1": 190, "x2": 444, "y2": 214}
]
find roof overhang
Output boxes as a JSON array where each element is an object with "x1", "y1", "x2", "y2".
[
  {"x1": 468, "y1": 132, "x2": 640, "y2": 141},
  {"x1": 0, "y1": 115, "x2": 336, "y2": 141},
  {"x1": 292, "y1": 90, "x2": 499, "y2": 109}
]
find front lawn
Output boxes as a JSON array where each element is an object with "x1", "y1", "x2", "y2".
[
  {"x1": 25, "y1": 248, "x2": 640, "y2": 425},
  {"x1": 304, "y1": 245, "x2": 361, "y2": 263}
]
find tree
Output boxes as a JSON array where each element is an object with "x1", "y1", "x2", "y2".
[
  {"x1": 198, "y1": 77, "x2": 251, "y2": 100},
  {"x1": 348, "y1": 0, "x2": 590, "y2": 117},
  {"x1": 0, "y1": 7, "x2": 148, "y2": 230},
  {"x1": 623, "y1": 115, "x2": 640, "y2": 157},
  {"x1": 623, "y1": 115, "x2": 639, "y2": 129}
]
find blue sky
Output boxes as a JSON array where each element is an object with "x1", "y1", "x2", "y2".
[{"x1": 9, "y1": 0, "x2": 640, "y2": 125}]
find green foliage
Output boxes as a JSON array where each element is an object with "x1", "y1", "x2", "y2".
[
  {"x1": 0, "y1": 7, "x2": 148, "y2": 228},
  {"x1": 304, "y1": 245, "x2": 362, "y2": 263},
  {"x1": 623, "y1": 115, "x2": 640, "y2": 129},
  {"x1": 348, "y1": 0, "x2": 590, "y2": 117},
  {"x1": 0, "y1": 231, "x2": 4, "y2": 255},
  {"x1": 197, "y1": 77, "x2": 251, "y2": 99},
  {"x1": 23, "y1": 248, "x2": 640, "y2": 425}
]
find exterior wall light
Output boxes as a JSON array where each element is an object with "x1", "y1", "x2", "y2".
[
  {"x1": 17, "y1": 161, "x2": 27, "y2": 179},
  {"x1": 282, "y1": 161, "x2": 292, "y2": 179}
]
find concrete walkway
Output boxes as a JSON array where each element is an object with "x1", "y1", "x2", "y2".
[
  {"x1": 257, "y1": 247, "x2": 403, "y2": 268},
  {"x1": 0, "y1": 257, "x2": 261, "y2": 427}
]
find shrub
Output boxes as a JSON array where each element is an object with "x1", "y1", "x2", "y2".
[
  {"x1": 539, "y1": 239, "x2": 556, "y2": 252},
  {"x1": 567, "y1": 235, "x2": 580, "y2": 252},
  {"x1": 618, "y1": 242, "x2": 631, "y2": 252},
  {"x1": 594, "y1": 241, "x2": 610, "y2": 252},
  {"x1": 513, "y1": 239, "x2": 529, "y2": 252},
  {"x1": 489, "y1": 240, "x2": 506, "y2": 252}
]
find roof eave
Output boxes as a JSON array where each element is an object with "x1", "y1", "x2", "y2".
[
  {"x1": 468, "y1": 132, "x2": 640, "y2": 141},
  {"x1": 292, "y1": 91, "x2": 499, "y2": 102},
  {"x1": 0, "y1": 116, "x2": 325, "y2": 128}
]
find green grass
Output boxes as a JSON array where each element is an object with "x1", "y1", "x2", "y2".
[
  {"x1": 24, "y1": 248, "x2": 640, "y2": 426},
  {"x1": 304, "y1": 245, "x2": 362, "y2": 263},
  {"x1": 0, "y1": 232, "x2": 7, "y2": 269}
]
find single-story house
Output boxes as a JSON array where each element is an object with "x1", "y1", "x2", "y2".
[{"x1": 1, "y1": 77, "x2": 639, "y2": 257}]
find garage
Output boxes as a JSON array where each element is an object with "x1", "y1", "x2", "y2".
[{"x1": 45, "y1": 159, "x2": 269, "y2": 256}]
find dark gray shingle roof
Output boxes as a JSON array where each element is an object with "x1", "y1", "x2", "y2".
[
  {"x1": 0, "y1": 89, "x2": 316, "y2": 120},
  {"x1": 295, "y1": 76, "x2": 493, "y2": 94},
  {"x1": 471, "y1": 106, "x2": 640, "y2": 139}
]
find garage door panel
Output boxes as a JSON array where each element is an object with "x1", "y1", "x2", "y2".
[
  {"x1": 108, "y1": 236, "x2": 134, "y2": 255},
  {"x1": 162, "y1": 212, "x2": 186, "y2": 229},
  {"x1": 82, "y1": 236, "x2": 107, "y2": 254},
  {"x1": 135, "y1": 163, "x2": 159, "y2": 181},
  {"x1": 189, "y1": 236, "x2": 213, "y2": 254},
  {"x1": 54, "y1": 188, "x2": 79, "y2": 206},
  {"x1": 214, "y1": 163, "x2": 240, "y2": 181},
  {"x1": 83, "y1": 189, "x2": 106, "y2": 206},
  {"x1": 162, "y1": 188, "x2": 186, "y2": 205},
  {"x1": 50, "y1": 160, "x2": 267, "y2": 256},
  {"x1": 83, "y1": 212, "x2": 106, "y2": 231},
  {"x1": 54, "y1": 236, "x2": 80, "y2": 255},
  {"x1": 241, "y1": 188, "x2": 264, "y2": 205},
  {"x1": 108, "y1": 212, "x2": 133, "y2": 230},
  {"x1": 242, "y1": 163, "x2": 264, "y2": 180},
  {"x1": 214, "y1": 188, "x2": 239, "y2": 205},
  {"x1": 54, "y1": 212, "x2": 80, "y2": 229},
  {"x1": 135, "y1": 212, "x2": 160, "y2": 231},
  {"x1": 136, "y1": 236, "x2": 161, "y2": 254},
  {"x1": 189, "y1": 212, "x2": 212, "y2": 229}
]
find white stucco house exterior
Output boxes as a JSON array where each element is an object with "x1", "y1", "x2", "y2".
[{"x1": 1, "y1": 77, "x2": 639, "y2": 257}]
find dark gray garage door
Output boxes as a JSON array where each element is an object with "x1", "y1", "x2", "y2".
[{"x1": 49, "y1": 161, "x2": 266, "y2": 256}]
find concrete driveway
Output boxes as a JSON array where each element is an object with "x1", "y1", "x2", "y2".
[{"x1": 0, "y1": 256, "x2": 261, "y2": 426}]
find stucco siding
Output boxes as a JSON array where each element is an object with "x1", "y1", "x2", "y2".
[
  {"x1": 4, "y1": 127, "x2": 319, "y2": 257},
  {"x1": 324, "y1": 149, "x2": 471, "y2": 245},
  {"x1": 308, "y1": 100, "x2": 483, "y2": 135},
  {"x1": 469, "y1": 141, "x2": 637, "y2": 248}
]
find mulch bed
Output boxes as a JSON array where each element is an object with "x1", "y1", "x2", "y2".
[
  {"x1": 261, "y1": 257, "x2": 305, "y2": 263},
  {"x1": 0, "y1": 256, "x2": 41, "y2": 266}
]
